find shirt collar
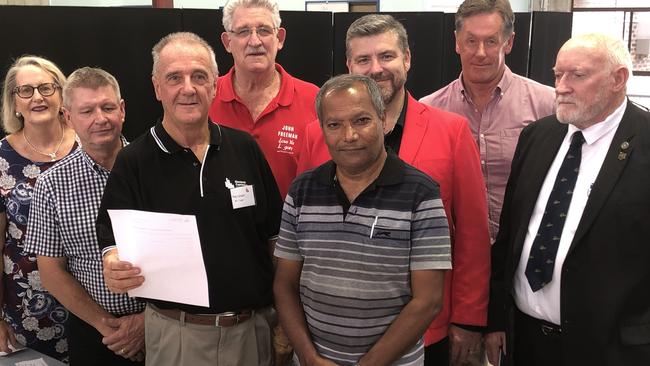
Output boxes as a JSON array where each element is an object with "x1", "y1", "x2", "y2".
[
  {"x1": 314, "y1": 151, "x2": 405, "y2": 188},
  {"x1": 458, "y1": 65, "x2": 513, "y2": 102},
  {"x1": 218, "y1": 63, "x2": 293, "y2": 107},
  {"x1": 80, "y1": 135, "x2": 128, "y2": 173},
  {"x1": 568, "y1": 97, "x2": 627, "y2": 146},
  {"x1": 151, "y1": 119, "x2": 222, "y2": 154}
]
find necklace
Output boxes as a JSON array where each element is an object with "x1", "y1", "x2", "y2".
[{"x1": 23, "y1": 125, "x2": 65, "y2": 162}]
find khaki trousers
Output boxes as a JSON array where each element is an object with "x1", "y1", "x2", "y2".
[{"x1": 144, "y1": 304, "x2": 274, "y2": 366}]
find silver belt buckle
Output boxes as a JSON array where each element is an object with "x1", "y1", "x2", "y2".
[{"x1": 214, "y1": 311, "x2": 238, "y2": 326}]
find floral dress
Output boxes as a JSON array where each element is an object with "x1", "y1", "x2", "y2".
[{"x1": 0, "y1": 137, "x2": 76, "y2": 362}]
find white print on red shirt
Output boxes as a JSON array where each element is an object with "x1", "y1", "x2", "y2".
[{"x1": 277, "y1": 124, "x2": 298, "y2": 154}]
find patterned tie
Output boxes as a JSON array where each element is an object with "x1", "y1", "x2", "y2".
[{"x1": 525, "y1": 131, "x2": 585, "y2": 292}]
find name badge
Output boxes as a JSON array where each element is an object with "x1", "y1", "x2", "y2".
[{"x1": 230, "y1": 185, "x2": 256, "y2": 209}]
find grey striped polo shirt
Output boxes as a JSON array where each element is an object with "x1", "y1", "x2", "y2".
[{"x1": 275, "y1": 153, "x2": 452, "y2": 365}]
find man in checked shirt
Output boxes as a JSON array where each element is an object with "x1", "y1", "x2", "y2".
[{"x1": 24, "y1": 67, "x2": 145, "y2": 365}]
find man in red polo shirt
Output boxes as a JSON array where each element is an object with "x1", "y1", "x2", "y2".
[{"x1": 210, "y1": 0, "x2": 318, "y2": 199}]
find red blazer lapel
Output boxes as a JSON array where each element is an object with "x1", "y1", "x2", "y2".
[{"x1": 398, "y1": 93, "x2": 428, "y2": 165}]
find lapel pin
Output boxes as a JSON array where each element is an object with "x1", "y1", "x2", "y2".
[
  {"x1": 618, "y1": 152, "x2": 627, "y2": 161},
  {"x1": 620, "y1": 141, "x2": 630, "y2": 150}
]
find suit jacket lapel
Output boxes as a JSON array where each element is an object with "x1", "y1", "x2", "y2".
[
  {"x1": 568, "y1": 101, "x2": 639, "y2": 255},
  {"x1": 398, "y1": 93, "x2": 427, "y2": 165}
]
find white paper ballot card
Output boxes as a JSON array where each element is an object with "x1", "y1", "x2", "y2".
[{"x1": 108, "y1": 209, "x2": 209, "y2": 307}]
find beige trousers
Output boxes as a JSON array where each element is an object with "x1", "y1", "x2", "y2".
[{"x1": 144, "y1": 304, "x2": 274, "y2": 366}]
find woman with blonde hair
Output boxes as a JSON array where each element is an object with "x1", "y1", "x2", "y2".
[{"x1": 0, "y1": 55, "x2": 77, "y2": 361}]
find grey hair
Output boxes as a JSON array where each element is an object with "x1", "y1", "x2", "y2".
[
  {"x1": 222, "y1": 0, "x2": 281, "y2": 31},
  {"x1": 455, "y1": 0, "x2": 515, "y2": 38},
  {"x1": 316, "y1": 74, "x2": 386, "y2": 124},
  {"x1": 151, "y1": 32, "x2": 219, "y2": 77},
  {"x1": 1, "y1": 55, "x2": 66, "y2": 134},
  {"x1": 346, "y1": 14, "x2": 409, "y2": 59},
  {"x1": 63, "y1": 67, "x2": 122, "y2": 109}
]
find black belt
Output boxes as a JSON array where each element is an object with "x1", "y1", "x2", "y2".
[{"x1": 516, "y1": 308, "x2": 562, "y2": 336}]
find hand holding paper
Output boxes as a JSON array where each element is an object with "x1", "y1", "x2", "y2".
[
  {"x1": 103, "y1": 249, "x2": 144, "y2": 294},
  {"x1": 107, "y1": 209, "x2": 210, "y2": 307}
]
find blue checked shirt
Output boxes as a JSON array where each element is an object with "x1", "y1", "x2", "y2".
[{"x1": 24, "y1": 144, "x2": 144, "y2": 315}]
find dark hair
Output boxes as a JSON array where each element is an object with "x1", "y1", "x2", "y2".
[
  {"x1": 346, "y1": 14, "x2": 409, "y2": 59},
  {"x1": 316, "y1": 74, "x2": 385, "y2": 124},
  {"x1": 455, "y1": 0, "x2": 514, "y2": 38}
]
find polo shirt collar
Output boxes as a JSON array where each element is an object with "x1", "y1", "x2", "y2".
[
  {"x1": 218, "y1": 63, "x2": 294, "y2": 107},
  {"x1": 314, "y1": 151, "x2": 405, "y2": 187},
  {"x1": 151, "y1": 119, "x2": 222, "y2": 154}
]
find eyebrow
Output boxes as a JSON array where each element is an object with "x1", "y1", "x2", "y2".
[{"x1": 464, "y1": 31, "x2": 500, "y2": 38}]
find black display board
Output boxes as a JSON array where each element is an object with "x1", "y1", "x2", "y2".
[
  {"x1": 0, "y1": 6, "x2": 181, "y2": 140},
  {"x1": 333, "y1": 12, "x2": 445, "y2": 100},
  {"x1": 529, "y1": 12, "x2": 573, "y2": 87},
  {"x1": 0, "y1": 6, "x2": 570, "y2": 139},
  {"x1": 0, "y1": 6, "x2": 333, "y2": 140}
]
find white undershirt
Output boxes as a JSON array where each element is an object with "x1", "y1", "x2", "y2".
[{"x1": 513, "y1": 99, "x2": 627, "y2": 325}]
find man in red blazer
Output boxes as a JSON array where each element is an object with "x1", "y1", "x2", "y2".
[{"x1": 296, "y1": 14, "x2": 490, "y2": 366}]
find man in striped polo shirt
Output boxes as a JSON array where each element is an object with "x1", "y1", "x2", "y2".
[{"x1": 274, "y1": 74, "x2": 451, "y2": 366}]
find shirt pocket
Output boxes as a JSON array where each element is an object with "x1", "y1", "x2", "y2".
[{"x1": 499, "y1": 127, "x2": 524, "y2": 162}]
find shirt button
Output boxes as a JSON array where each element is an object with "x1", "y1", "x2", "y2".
[
  {"x1": 193, "y1": 162, "x2": 198, "y2": 167},
  {"x1": 481, "y1": 160, "x2": 485, "y2": 165},
  {"x1": 480, "y1": 133, "x2": 485, "y2": 138}
]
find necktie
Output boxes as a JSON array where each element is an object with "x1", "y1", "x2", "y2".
[{"x1": 525, "y1": 131, "x2": 585, "y2": 292}]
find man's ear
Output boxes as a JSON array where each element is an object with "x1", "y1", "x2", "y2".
[
  {"x1": 403, "y1": 48, "x2": 412, "y2": 73},
  {"x1": 277, "y1": 27, "x2": 286, "y2": 50},
  {"x1": 504, "y1": 32, "x2": 515, "y2": 55},
  {"x1": 611, "y1": 65, "x2": 629, "y2": 93},
  {"x1": 221, "y1": 31, "x2": 233, "y2": 53},
  {"x1": 119, "y1": 99, "x2": 126, "y2": 124},
  {"x1": 152, "y1": 75, "x2": 162, "y2": 101},
  {"x1": 61, "y1": 106, "x2": 72, "y2": 128}
]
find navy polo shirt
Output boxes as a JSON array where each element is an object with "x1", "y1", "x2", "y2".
[{"x1": 97, "y1": 120, "x2": 282, "y2": 314}]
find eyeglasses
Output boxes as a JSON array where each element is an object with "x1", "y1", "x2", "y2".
[
  {"x1": 13, "y1": 83, "x2": 60, "y2": 99},
  {"x1": 228, "y1": 26, "x2": 277, "y2": 39}
]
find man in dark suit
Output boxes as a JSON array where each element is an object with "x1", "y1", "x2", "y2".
[{"x1": 485, "y1": 33, "x2": 650, "y2": 366}]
